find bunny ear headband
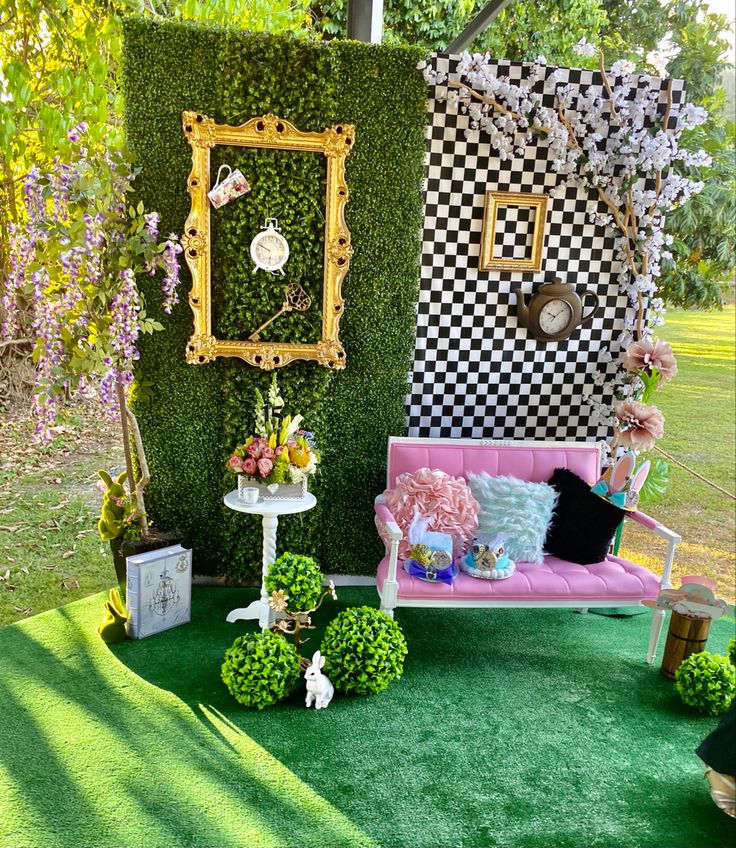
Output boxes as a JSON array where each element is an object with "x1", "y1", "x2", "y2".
[{"x1": 591, "y1": 452, "x2": 650, "y2": 512}]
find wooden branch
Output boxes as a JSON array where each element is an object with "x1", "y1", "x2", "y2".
[
  {"x1": 0, "y1": 338, "x2": 32, "y2": 350},
  {"x1": 1, "y1": 154, "x2": 18, "y2": 222},
  {"x1": 598, "y1": 51, "x2": 617, "y2": 119},
  {"x1": 116, "y1": 379, "x2": 148, "y2": 537},
  {"x1": 448, "y1": 80, "x2": 521, "y2": 121},
  {"x1": 126, "y1": 405, "x2": 150, "y2": 536}
]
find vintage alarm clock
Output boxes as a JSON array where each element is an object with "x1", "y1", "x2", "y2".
[
  {"x1": 514, "y1": 277, "x2": 599, "y2": 341},
  {"x1": 251, "y1": 218, "x2": 290, "y2": 275}
]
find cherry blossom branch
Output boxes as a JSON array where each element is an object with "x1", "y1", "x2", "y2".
[{"x1": 598, "y1": 51, "x2": 618, "y2": 119}]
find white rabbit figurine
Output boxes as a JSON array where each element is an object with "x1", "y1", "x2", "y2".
[{"x1": 304, "y1": 650, "x2": 334, "y2": 710}]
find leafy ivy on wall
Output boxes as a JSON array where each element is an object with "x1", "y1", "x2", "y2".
[{"x1": 122, "y1": 18, "x2": 426, "y2": 578}]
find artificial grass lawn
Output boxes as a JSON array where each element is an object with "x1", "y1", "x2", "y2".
[
  {"x1": 1, "y1": 586, "x2": 734, "y2": 848},
  {"x1": 620, "y1": 306, "x2": 735, "y2": 602}
]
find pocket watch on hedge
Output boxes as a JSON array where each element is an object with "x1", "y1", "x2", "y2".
[{"x1": 250, "y1": 217, "x2": 290, "y2": 275}]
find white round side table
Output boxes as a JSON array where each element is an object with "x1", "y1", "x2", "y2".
[{"x1": 223, "y1": 489, "x2": 317, "y2": 629}]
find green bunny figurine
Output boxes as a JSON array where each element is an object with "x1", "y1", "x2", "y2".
[{"x1": 97, "y1": 587, "x2": 129, "y2": 644}]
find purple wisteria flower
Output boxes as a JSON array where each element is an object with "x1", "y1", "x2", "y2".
[
  {"x1": 161, "y1": 237, "x2": 182, "y2": 315},
  {"x1": 144, "y1": 212, "x2": 160, "y2": 239},
  {"x1": 1, "y1": 135, "x2": 182, "y2": 441}
]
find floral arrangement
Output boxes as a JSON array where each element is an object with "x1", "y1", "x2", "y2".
[
  {"x1": 420, "y1": 43, "x2": 708, "y2": 459},
  {"x1": 226, "y1": 375, "x2": 319, "y2": 486}
]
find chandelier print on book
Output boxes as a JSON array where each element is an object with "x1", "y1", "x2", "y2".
[
  {"x1": 126, "y1": 544, "x2": 192, "y2": 639},
  {"x1": 150, "y1": 563, "x2": 181, "y2": 617}
]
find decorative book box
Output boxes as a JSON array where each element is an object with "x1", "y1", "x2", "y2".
[{"x1": 125, "y1": 544, "x2": 192, "y2": 639}]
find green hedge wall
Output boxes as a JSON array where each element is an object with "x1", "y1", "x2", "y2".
[{"x1": 122, "y1": 19, "x2": 427, "y2": 578}]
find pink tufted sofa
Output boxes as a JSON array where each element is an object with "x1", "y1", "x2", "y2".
[{"x1": 374, "y1": 437, "x2": 681, "y2": 663}]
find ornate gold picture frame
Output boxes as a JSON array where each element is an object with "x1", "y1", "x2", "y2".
[
  {"x1": 181, "y1": 112, "x2": 354, "y2": 370},
  {"x1": 480, "y1": 190, "x2": 547, "y2": 272}
]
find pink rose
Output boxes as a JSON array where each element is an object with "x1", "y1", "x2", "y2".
[
  {"x1": 262, "y1": 447, "x2": 275, "y2": 459},
  {"x1": 623, "y1": 339, "x2": 677, "y2": 383},
  {"x1": 616, "y1": 399, "x2": 665, "y2": 451},
  {"x1": 257, "y1": 458, "x2": 273, "y2": 477},
  {"x1": 247, "y1": 440, "x2": 262, "y2": 458},
  {"x1": 242, "y1": 457, "x2": 257, "y2": 476},
  {"x1": 275, "y1": 445, "x2": 284, "y2": 456},
  {"x1": 228, "y1": 456, "x2": 243, "y2": 472}
]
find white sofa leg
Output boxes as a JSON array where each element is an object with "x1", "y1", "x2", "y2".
[
  {"x1": 647, "y1": 608, "x2": 666, "y2": 664},
  {"x1": 380, "y1": 578, "x2": 398, "y2": 618}
]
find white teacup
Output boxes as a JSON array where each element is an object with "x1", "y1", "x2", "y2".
[
  {"x1": 208, "y1": 165, "x2": 250, "y2": 209},
  {"x1": 240, "y1": 487, "x2": 259, "y2": 505}
]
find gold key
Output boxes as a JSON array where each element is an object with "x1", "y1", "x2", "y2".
[{"x1": 248, "y1": 283, "x2": 312, "y2": 341}]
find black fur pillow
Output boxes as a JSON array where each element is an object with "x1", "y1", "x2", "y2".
[{"x1": 544, "y1": 468, "x2": 625, "y2": 565}]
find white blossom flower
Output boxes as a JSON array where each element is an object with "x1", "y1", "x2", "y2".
[
  {"x1": 679, "y1": 102, "x2": 708, "y2": 130},
  {"x1": 611, "y1": 59, "x2": 636, "y2": 78},
  {"x1": 573, "y1": 38, "x2": 597, "y2": 58},
  {"x1": 646, "y1": 51, "x2": 669, "y2": 77}
]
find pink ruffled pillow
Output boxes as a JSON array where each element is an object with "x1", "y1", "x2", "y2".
[{"x1": 382, "y1": 467, "x2": 480, "y2": 561}]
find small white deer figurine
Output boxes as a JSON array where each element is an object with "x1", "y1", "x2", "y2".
[{"x1": 304, "y1": 650, "x2": 334, "y2": 710}]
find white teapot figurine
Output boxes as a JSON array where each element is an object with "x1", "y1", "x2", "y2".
[{"x1": 304, "y1": 650, "x2": 334, "y2": 710}]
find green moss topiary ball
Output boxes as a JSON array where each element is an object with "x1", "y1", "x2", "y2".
[
  {"x1": 675, "y1": 651, "x2": 736, "y2": 716},
  {"x1": 264, "y1": 552, "x2": 324, "y2": 612},
  {"x1": 727, "y1": 636, "x2": 736, "y2": 669},
  {"x1": 221, "y1": 630, "x2": 300, "y2": 709},
  {"x1": 321, "y1": 606, "x2": 408, "y2": 695}
]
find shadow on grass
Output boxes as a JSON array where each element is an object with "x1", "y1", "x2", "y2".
[
  {"x1": 0, "y1": 599, "x2": 375, "y2": 848},
  {"x1": 106, "y1": 586, "x2": 736, "y2": 848}
]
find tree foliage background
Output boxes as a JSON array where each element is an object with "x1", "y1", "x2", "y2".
[{"x1": 1, "y1": 0, "x2": 734, "y2": 312}]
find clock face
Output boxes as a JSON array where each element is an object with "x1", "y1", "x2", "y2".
[
  {"x1": 251, "y1": 228, "x2": 289, "y2": 273},
  {"x1": 538, "y1": 299, "x2": 573, "y2": 336}
]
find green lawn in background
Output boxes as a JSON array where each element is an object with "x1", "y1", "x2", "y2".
[
  {"x1": 0, "y1": 414, "x2": 121, "y2": 627},
  {"x1": 620, "y1": 306, "x2": 736, "y2": 602}
]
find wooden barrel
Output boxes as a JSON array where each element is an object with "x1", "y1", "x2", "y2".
[{"x1": 661, "y1": 611, "x2": 712, "y2": 679}]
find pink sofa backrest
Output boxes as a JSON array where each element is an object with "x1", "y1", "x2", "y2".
[{"x1": 387, "y1": 438, "x2": 602, "y2": 488}]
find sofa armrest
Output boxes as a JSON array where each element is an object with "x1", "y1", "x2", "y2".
[
  {"x1": 625, "y1": 510, "x2": 681, "y2": 589},
  {"x1": 374, "y1": 499, "x2": 402, "y2": 585}
]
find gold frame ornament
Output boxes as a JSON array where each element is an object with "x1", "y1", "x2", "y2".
[
  {"x1": 181, "y1": 112, "x2": 355, "y2": 370},
  {"x1": 480, "y1": 190, "x2": 547, "y2": 273}
]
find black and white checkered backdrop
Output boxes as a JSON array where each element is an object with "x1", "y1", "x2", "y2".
[{"x1": 406, "y1": 55, "x2": 685, "y2": 441}]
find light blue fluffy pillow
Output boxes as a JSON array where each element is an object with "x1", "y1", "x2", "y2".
[{"x1": 466, "y1": 473, "x2": 558, "y2": 565}]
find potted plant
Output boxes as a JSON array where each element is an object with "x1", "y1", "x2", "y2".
[
  {"x1": 264, "y1": 552, "x2": 337, "y2": 668},
  {"x1": 2, "y1": 123, "x2": 184, "y2": 588},
  {"x1": 226, "y1": 374, "x2": 319, "y2": 500},
  {"x1": 96, "y1": 468, "x2": 181, "y2": 599}
]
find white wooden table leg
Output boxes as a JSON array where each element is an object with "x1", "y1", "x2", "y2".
[
  {"x1": 258, "y1": 513, "x2": 278, "y2": 629},
  {"x1": 223, "y1": 490, "x2": 316, "y2": 627}
]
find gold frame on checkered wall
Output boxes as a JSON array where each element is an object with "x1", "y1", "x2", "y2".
[{"x1": 480, "y1": 190, "x2": 548, "y2": 272}]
